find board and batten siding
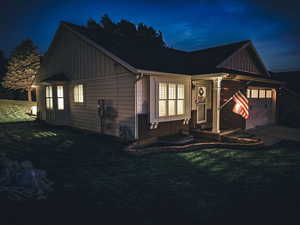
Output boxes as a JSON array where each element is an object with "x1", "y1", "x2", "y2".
[
  {"x1": 37, "y1": 25, "x2": 136, "y2": 138},
  {"x1": 220, "y1": 46, "x2": 266, "y2": 76}
]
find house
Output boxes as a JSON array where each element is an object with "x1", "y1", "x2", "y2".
[{"x1": 35, "y1": 21, "x2": 283, "y2": 140}]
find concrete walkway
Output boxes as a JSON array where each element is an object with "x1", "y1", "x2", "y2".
[{"x1": 248, "y1": 125, "x2": 300, "y2": 146}]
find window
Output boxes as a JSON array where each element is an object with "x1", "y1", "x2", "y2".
[
  {"x1": 46, "y1": 86, "x2": 53, "y2": 109},
  {"x1": 177, "y1": 84, "x2": 185, "y2": 115},
  {"x1": 259, "y1": 89, "x2": 266, "y2": 98},
  {"x1": 158, "y1": 82, "x2": 185, "y2": 117},
  {"x1": 266, "y1": 90, "x2": 272, "y2": 98},
  {"x1": 159, "y1": 83, "x2": 167, "y2": 117},
  {"x1": 251, "y1": 89, "x2": 258, "y2": 98},
  {"x1": 247, "y1": 89, "x2": 273, "y2": 99},
  {"x1": 247, "y1": 89, "x2": 251, "y2": 98},
  {"x1": 74, "y1": 84, "x2": 84, "y2": 103},
  {"x1": 57, "y1": 86, "x2": 64, "y2": 110}
]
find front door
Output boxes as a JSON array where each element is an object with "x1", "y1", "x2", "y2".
[{"x1": 196, "y1": 86, "x2": 207, "y2": 124}]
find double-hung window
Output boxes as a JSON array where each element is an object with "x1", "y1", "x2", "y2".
[
  {"x1": 74, "y1": 84, "x2": 84, "y2": 103},
  {"x1": 46, "y1": 86, "x2": 53, "y2": 110},
  {"x1": 158, "y1": 83, "x2": 185, "y2": 117},
  {"x1": 57, "y1": 86, "x2": 64, "y2": 110}
]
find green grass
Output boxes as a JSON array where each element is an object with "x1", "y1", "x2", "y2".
[
  {"x1": 0, "y1": 99, "x2": 36, "y2": 123},
  {"x1": 1, "y1": 122, "x2": 300, "y2": 225}
]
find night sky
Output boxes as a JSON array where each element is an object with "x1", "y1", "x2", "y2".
[{"x1": 1, "y1": 0, "x2": 299, "y2": 72}]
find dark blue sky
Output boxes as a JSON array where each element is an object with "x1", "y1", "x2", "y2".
[{"x1": 1, "y1": 0, "x2": 299, "y2": 72}]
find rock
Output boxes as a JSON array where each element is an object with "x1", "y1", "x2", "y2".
[{"x1": 0, "y1": 155, "x2": 53, "y2": 201}]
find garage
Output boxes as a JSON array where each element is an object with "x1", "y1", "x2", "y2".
[{"x1": 246, "y1": 87, "x2": 277, "y2": 129}]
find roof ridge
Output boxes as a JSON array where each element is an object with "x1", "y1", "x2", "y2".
[{"x1": 188, "y1": 40, "x2": 250, "y2": 53}]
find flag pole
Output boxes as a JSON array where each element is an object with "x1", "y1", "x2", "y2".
[
  {"x1": 219, "y1": 96, "x2": 233, "y2": 109},
  {"x1": 219, "y1": 80, "x2": 252, "y2": 110}
]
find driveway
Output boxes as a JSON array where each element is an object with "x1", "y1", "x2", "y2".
[{"x1": 248, "y1": 125, "x2": 300, "y2": 146}]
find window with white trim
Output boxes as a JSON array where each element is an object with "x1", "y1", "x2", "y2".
[
  {"x1": 247, "y1": 89, "x2": 272, "y2": 99},
  {"x1": 158, "y1": 82, "x2": 185, "y2": 117},
  {"x1": 266, "y1": 90, "x2": 272, "y2": 98},
  {"x1": 74, "y1": 84, "x2": 84, "y2": 103},
  {"x1": 46, "y1": 86, "x2": 53, "y2": 110},
  {"x1": 57, "y1": 86, "x2": 64, "y2": 110}
]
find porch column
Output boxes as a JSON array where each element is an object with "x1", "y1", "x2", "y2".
[{"x1": 212, "y1": 77, "x2": 222, "y2": 133}]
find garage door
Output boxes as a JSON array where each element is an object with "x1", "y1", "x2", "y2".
[{"x1": 246, "y1": 88, "x2": 276, "y2": 129}]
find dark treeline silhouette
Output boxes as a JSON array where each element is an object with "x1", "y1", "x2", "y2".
[
  {"x1": 0, "y1": 50, "x2": 6, "y2": 81},
  {"x1": 86, "y1": 14, "x2": 165, "y2": 48}
]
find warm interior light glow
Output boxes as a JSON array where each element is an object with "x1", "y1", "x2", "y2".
[
  {"x1": 31, "y1": 106, "x2": 37, "y2": 115},
  {"x1": 46, "y1": 86, "x2": 53, "y2": 109},
  {"x1": 57, "y1": 85, "x2": 64, "y2": 110},
  {"x1": 74, "y1": 84, "x2": 84, "y2": 103}
]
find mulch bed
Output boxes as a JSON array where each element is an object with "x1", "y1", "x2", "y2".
[{"x1": 124, "y1": 138, "x2": 264, "y2": 156}]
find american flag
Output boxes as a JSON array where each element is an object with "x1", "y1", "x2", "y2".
[{"x1": 232, "y1": 91, "x2": 249, "y2": 119}]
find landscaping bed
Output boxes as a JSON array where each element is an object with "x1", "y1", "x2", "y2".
[{"x1": 126, "y1": 131, "x2": 264, "y2": 155}]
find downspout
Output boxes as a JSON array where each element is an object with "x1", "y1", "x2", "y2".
[{"x1": 134, "y1": 73, "x2": 144, "y2": 140}]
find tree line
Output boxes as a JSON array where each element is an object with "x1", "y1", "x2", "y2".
[
  {"x1": 0, "y1": 14, "x2": 165, "y2": 101},
  {"x1": 87, "y1": 14, "x2": 166, "y2": 48}
]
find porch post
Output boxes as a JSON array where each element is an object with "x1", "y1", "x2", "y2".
[{"x1": 212, "y1": 77, "x2": 222, "y2": 133}]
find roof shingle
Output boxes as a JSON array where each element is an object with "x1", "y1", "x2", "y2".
[{"x1": 62, "y1": 22, "x2": 250, "y2": 75}]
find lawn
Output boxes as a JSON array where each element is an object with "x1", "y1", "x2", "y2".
[
  {"x1": 1, "y1": 122, "x2": 300, "y2": 225},
  {"x1": 0, "y1": 99, "x2": 36, "y2": 123}
]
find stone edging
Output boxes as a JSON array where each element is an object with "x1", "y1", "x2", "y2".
[{"x1": 124, "y1": 140, "x2": 265, "y2": 156}]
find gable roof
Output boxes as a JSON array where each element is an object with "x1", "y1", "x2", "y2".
[{"x1": 60, "y1": 22, "x2": 269, "y2": 76}]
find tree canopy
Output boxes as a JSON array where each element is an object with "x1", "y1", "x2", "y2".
[
  {"x1": 86, "y1": 14, "x2": 165, "y2": 48},
  {"x1": 2, "y1": 40, "x2": 40, "y2": 101},
  {"x1": 0, "y1": 50, "x2": 6, "y2": 81}
]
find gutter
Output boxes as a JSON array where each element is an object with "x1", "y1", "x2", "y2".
[
  {"x1": 226, "y1": 74, "x2": 285, "y2": 85},
  {"x1": 136, "y1": 69, "x2": 191, "y2": 77}
]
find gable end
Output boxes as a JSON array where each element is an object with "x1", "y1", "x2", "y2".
[{"x1": 217, "y1": 42, "x2": 270, "y2": 77}]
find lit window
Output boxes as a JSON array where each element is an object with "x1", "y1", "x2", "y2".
[
  {"x1": 259, "y1": 89, "x2": 266, "y2": 98},
  {"x1": 266, "y1": 90, "x2": 272, "y2": 98},
  {"x1": 159, "y1": 83, "x2": 167, "y2": 117},
  {"x1": 57, "y1": 86, "x2": 64, "y2": 110},
  {"x1": 168, "y1": 84, "x2": 176, "y2": 116},
  {"x1": 251, "y1": 89, "x2": 258, "y2": 98},
  {"x1": 247, "y1": 89, "x2": 251, "y2": 98},
  {"x1": 158, "y1": 83, "x2": 185, "y2": 117},
  {"x1": 177, "y1": 84, "x2": 185, "y2": 115},
  {"x1": 46, "y1": 86, "x2": 53, "y2": 109},
  {"x1": 74, "y1": 84, "x2": 84, "y2": 103}
]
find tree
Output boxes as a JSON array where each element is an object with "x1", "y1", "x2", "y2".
[
  {"x1": 96, "y1": 14, "x2": 166, "y2": 48},
  {"x1": 3, "y1": 40, "x2": 40, "y2": 101},
  {"x1": 0, "y1": 50, "x2": 6, "y2": 81},
  {"x1": 87, "y1": 18, "x2": 100, "y2": 29},
  {"x1": 100, "y1": 14, "x2": 116, "y2": 33}
]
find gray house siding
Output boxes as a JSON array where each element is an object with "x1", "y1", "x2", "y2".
[{"x1": 37, "y1": 25, "x2": 136, "y2": 138}]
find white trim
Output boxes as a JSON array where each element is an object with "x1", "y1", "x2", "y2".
[
  {"x1": 150, "y1": 76, "x2": 191, "y2": 123},
  {"x1": 192, "y1": 73, "x2": 229, "y2": 80},
  {"x1": 212, "y1": 77, "x2": 222, "y2": 133},
  {"x1": 194, "y1": 85, "x2": 209, "y2": 124}
]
